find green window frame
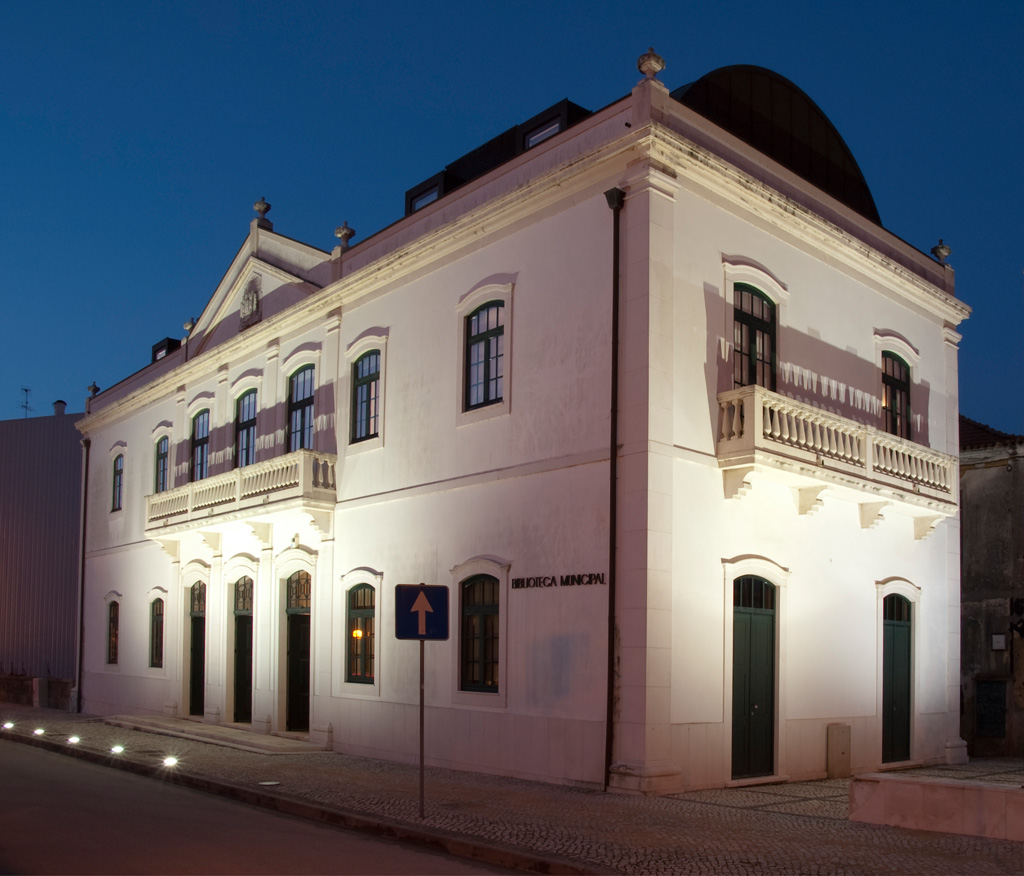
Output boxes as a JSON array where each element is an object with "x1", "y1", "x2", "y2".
[
  {"x1": 235, "y1": 390, "x2": 258, "y2": 467},
  {"x1": 346, "y1": 584, "x2": 375, "y2": 683},
  {"x1": 882, "y1": 352, "x2": 911, "y2": 440},
  {"x1": 154, "y1": 436, "x2": 169, "y2": 493},
  {"x1": 191, "y1": 409, "x2": 210, "y2": 482},
  {"x1": 460, "y1": 575, "x2": 499, "y2": 692},
  {"x1": 111, "y1": 454, "x2": 124, "y2": 512},
  {"x1": 465, "y1": 302, "x2": 504, "y2": 410},
  {"x1": 288, "y1": 366, "x2": 315, "y2": 452},
  {"x1": 150, "y1": 598, "x2": 164, "y2": 668},
  {"x1": 351, "y1": 351, "x2": 380, "y2": 443},
  {"x1": 107, "y1": 601, "x2": 119, "y2": 665},
  {"x1": 733, "y1": 284, "x2": 776, "y2": 390}
]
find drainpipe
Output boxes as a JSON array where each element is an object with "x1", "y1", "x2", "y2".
[
  {"x1": 603, "y1": 187, "x2": 625, "y2": 790},
  {"x1": 75, "y1": 437, "x2": 91, "y2": 713}
]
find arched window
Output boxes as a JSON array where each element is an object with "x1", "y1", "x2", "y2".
[
  {"x1": 465, "y1": 302, "x2": 504, "y2": 410},
  {"x1": 351, "y1": 351, "x2": 380, "y2": 443},
  {"x1": 288, "y1": 366, "x2": 315, "y2": 451},
  {"x1": 190, "y1": 581, "x2": 207, "y2": 615},
  {"x1": 107, "y1": 602, "x2": 119, "y2": 664},
  {"x1": 286, "y1": 571, "x2": 311, "y2": 613},
  {"x1": 882, "y1": 352, "x2": 911, "y2": 440},
  {"x1": 733, "y1": 284, "x2": 776, "y2": 390},
  {"x1": 234, "y1": 576, "x2": 254, "y2": 613},
  {"x1": 882, "y1": 594, "x2": 912, "y2": 762},
  {"x1": 346, "y1": 584, "x2": 375, "y2": 683},
  {"x1": 150, "y1": 599, "x2": 164, "y2": 668},
  {"x1": 154, "y1": 436, "x2": 169, "y2": 493},
  {"x1": 111, "y1": 454, "x2": 124, "y2": 512},
  {"x1": 191, "y1": 409, "x2": 210, "y2": 481},
  {"x1": 460, "y1": 575, "x2": 499, "y2": 692},
  {"x1": 235, "y1": 390, "x2": 258, "y2": 467}
]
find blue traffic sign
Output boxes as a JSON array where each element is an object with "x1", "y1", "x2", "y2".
[{"x1": 395, "y1": 584, "x2": 449, "y2": 640}]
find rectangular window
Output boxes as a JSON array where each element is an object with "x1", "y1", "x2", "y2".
[
  {"x1": 191, "y1": 410, "x2": 210, "y2": 481},
  {"x1": 346, "y1": 584, "x2": 375, "y2": 683},
  {"x1": 289, "y1": 366, "x2": 315, "y2": 452},
  {"x1": 107, "y1": 602, "x2": 119, "y2": 665},
  {"x1": 460, "y1": 575, "x2": 499, "y2": 692},
  {"x1": 155, "y1": 436, "x2": 169, "y2": 493},
  {"x1": 882, "y1": 352, "x2": 911, "y2": 440},
  {"x1": 111, "y1": 454, "x2": 124, "y2": 512},
  {"x1": 733, "y1": 284, "x2": 776, "y2": 390},
  {"x1": 465, "y1": 302, "x2": 504, "y2": 410},
  {"x1": 150, "y1": 599, "x2": 164, "y2": 668},
  {"x1": 235, "y1": 390, "x2": 258, "y2": 467},
  {"x1": 351, "y1": 352, "x2": 380, "y2": 443}
]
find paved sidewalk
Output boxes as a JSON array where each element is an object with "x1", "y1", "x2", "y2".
[{"x1": 2, "y1": 705, "x2": 1024, "y2": 875}]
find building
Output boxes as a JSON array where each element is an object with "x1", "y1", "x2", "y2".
[
  {"x1": 959, "y1": 415, "x2": 1024, "y2": 756},
  {"x1": 76, "y1": 53, "x2": 969, "y2": 793},
  {"x1": 0, "y1": 401, "x2": 83, "y2": 707}
]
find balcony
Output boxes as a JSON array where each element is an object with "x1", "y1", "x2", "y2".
[
  {"x1": 145, "y1": 449, "x2": 337, "y2": 535},
  {"x1": 716, "y1": 386, "x2": 957, "y2": 529}
]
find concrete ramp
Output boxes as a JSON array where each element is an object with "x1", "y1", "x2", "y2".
[{"x1": 103, "y1": 715, "x2": 327, "y2": 755}]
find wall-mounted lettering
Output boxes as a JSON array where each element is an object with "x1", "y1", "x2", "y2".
[{"x1": 511, "y1": 572, "x2": 606, "y2": 590}]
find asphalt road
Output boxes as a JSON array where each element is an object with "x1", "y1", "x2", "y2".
[{"x1": 0, "y1": 742, "x2": 515, "y2": 875}]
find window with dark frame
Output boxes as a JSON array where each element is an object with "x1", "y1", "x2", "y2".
[
  {"x1": 191, "y1": 581, "x2": 207, "y2": 615},
  {"x1": 733, "y1": 284, "x2": 776, "y2": 390},
  {"x1": 733, "y1": 575, "x2": 776, "y2": 610},
  {"x1": 286, "y1": 571, "x2": 311, "y2": 612},
  {"x1": 235, "y1": 389, "x2": 258, "y2": 467},
  {"x1": 351, "y1": 351, "x2": 380, "y2": 443},
  {"x1": 111, "y1": 454, "x2": 124, "y2": 511},
  {"x1": 465, "y1": 302, "x2": 504, "y2": 410},
  {"x1": 882, "y1": 352, "x2": 911, "y2": 440},
  {"x1": 288, "y1": 366, "x2": 315, "y2": 452},
  {"x1": 107, "y1": 601, "x2": 119, "y2": 664},
  {"x1": 150, "y1": 598, "x2": 164, "y2": 668},
  {"x1": 191, "y1": 409, "x2": 210, "y2": 481},
  {"x1": 346, "y1": 584, "x2": 375, "y2": 683},
  {"x1": 155, "y1": 436, "x2": 169, "y2": 493},
  {"x1": 234, "y1": 576, "x2": 253, "y2": 614},
  {"x1": 460, "y1": 575, "x2": 499, "y2": 692}
]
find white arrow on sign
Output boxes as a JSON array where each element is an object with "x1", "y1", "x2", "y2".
[{"x1": 411, "y1": 590, "x2": 433, "y2": 635}]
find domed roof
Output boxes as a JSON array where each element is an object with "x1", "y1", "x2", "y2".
[{"x1": 671, "y1": 65, "x2": 880, "y2": 224}]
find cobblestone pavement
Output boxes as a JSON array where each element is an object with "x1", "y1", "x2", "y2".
[{"x1": 3, "y1": 704, "x2": 1024, "y2": 875}]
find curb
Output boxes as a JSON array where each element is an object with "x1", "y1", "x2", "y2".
[{"x1": 0, "y1": 731, "x2": 602, "y2": 875}]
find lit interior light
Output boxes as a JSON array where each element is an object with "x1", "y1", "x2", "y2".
[
  {"x1": 68, "y1": 736, "x2": 80, "y2": 744},
  {"x1": 163, "y1": 756, "x2": 178, "y2": 767},
  {"x1": 33, "y1": 728, "x2": 44, "y2": 736},
  {"x1": 352, "y1": 629, "x2": 363, "y2": 638},
  {"x1": 2, "y1": 722, "x2": 13, "y2": 730},
  {"x1": 111, "y1": 745, "x2": 124, "y2": 754}
]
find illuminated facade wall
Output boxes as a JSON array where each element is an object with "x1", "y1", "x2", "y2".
[{"x1": 77, "y1": 69, "x2": 968, "y2": 792}]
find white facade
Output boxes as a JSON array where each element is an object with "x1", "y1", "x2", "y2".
[{"x1": 77, "y1": 62, "x2": 969, "y2": 793}]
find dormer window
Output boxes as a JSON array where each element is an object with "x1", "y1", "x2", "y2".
[
  {"x1": 524, "y1": 119, "x2": 560, "y2": 149},
  {"x1": 411, "y1": 187, "x2": 439, "y2": 211}
]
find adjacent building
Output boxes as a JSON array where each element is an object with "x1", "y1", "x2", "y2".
[
  {"x1": 959, "y1": 415, "x2": 1024, "y2": 756},
  {"x1": 75, "y1": 54, "x2": 969, "y2": 793}
]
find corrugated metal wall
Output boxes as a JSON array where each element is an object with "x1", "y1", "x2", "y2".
[{"x1": 0, "y1": 410, "x2": 82, "y2": 679}]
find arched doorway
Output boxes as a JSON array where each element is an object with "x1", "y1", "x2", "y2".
[
  {"x1": 732, "y1": 575, "x2": 776, "y2": 779},
  {"x1": 285, "y1": 571, "x2": 311, "y2": 732},
  {"x1": 882, "y1": 594, "x2": 912, "y2": 762},
  {"x1": 233, "y1": 576, "x2": 254, "y2": 723},
  {"x1": 189, "y1": 582, "x2": 206, "y2": 717}
]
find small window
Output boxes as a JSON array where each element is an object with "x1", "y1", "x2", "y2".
[
  {"x1": 191, "y1": 409, "x2": 210, "y2": 481},
  {"x1": 190, "y1": 581, "x2": 207, "y2": 615},
  {"x1": 150, "y1": 599, "x2": 164, "y2": 668},
  {"x1": 288, "y1": 366, "x2": 315, "y2": 452},
  {"x1": 524, "y1": 118, "x2": 560, "y2": 149},
  {"x1": 465, "y1": 302, "x2": 504, "y2": 410},
  {"x1": 460, "y1": 575, "x2": 499, "y2": 692},
  {"x1": 107, "y1": 601, "x2": 119, "y2": 665},
  {"x1": 235, "y1": 390, "x2": 258, "y2": 468},
  {"x1": 234, "y1": 576, "x2": 253, "y2": 614},
  {"x1": 111, "y1": 454, "x2": 124, "y2": 512},
  {"x1": 883, "y1": 593, "x2": 911, "y2": 623},
  {"x1": 412, "y1": 187, "x2": 439, "y2": 211},
  {"x1": 733, "y1": 284, "x2": 776, "y2": 390},
  {"x1": 882, "y1": 352, "x2": 911, "y2": 440},
  {"x1": 346, "y1": 584, "x2": 375, "y2": 683},
  {"x1": 351, "y1": 351, "x2": 380, "y2": 443},
  {"x1": 154, "y1": 436, "x2": 169, "y2": 493},
  {"x1": 287, "y1": 570, "x2": 311, "y2": 613},
  {"x1": 733, "y1": 575, "x2": 776, "y2": 610}
]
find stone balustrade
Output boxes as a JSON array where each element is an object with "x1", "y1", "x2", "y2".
[
  {"x1": 146, "y1": 449, "x2": 337, "y2": 529},
  {"x1": 717, "y1": 386, "x2": 955, "y2": 498}
]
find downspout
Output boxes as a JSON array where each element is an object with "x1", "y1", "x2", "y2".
[
  {"x1": 603, "y1": 187, "x2": 625, "y2": 789},
  {"x1": 75, "y1": 437, "x2": 91, "y2": 713}
]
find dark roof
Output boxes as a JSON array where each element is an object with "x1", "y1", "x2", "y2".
[
  {"x1": 672, "y1": 65, "x2": 881, "y2": 224},
  {"x1": 960, "y1": 414, "x2": 1024, "y2": 451}
]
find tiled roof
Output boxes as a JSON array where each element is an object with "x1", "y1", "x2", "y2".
[{"x1": 960, "y1": 414, "x2": 1024, "y2": 451}]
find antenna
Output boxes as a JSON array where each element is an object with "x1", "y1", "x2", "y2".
[{"x1": 20, "y1": 387, "x2": 33, "y2": 419}]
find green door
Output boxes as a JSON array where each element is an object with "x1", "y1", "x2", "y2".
[
  {"x1": 286, "y1": 614, "x2": 310, "y2": 732},
  {"x1": 234, "y1": 615, "x2": 253, "y2": 723},
  {"x1": 883, "y1": 595, "x2": 911, "y2": 762},
  {"x1": 732, "y1": 576, "x2": 776, "y2": 779},
  {"x1": 189, "y1": 616, "x2": 205, "y2": 716}
]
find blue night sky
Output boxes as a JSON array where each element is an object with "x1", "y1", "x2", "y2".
[{"x1": 3, "y1": 1, "x2": 1021, "y2": 432}]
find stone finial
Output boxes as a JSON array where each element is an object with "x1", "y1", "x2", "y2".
[
  {"x1": 931, "y1": 239, "x2": 951, "y2": 264},
  {"x1": 335, "y1": 221, "x2": 356, "y2": 251},
  {"x1": 87, "y1": 382, "x2": 100, "y2": 398},
  {"x1": 638, "y1": 47, "x2": 665, "y2": 81},
  {"x1": 184, "y1": 317, "x2": 196, "y2": 333},
  {"x1": 254, "y1": 196, "x2": 271, "y2": 220}
]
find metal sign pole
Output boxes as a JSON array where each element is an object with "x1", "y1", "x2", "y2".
[{"x1": 419, "y1": 638, "x2": 425, "y2": 819}]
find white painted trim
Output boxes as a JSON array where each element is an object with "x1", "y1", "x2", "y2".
[
  {"x1": 449, "y1": 555, "x2": 511, "y2": 709},
  {"x1": 455, "y1": 283, "x2": 514, "y2": 427}
]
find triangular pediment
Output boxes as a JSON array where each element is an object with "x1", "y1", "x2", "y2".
[{"x1": 187, "y1": 223, "x2": 330, "y2": 360}]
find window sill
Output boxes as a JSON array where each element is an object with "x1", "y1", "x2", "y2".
[
  {"x1": 457, "y1": 398, "x2": 509, "y2": 427},
  {"x1": 451, "y1": 687, "x2": 506, "y2": 709},
  {"x1": 346, "y1": 434, "x2": 383, "y2": 455}
]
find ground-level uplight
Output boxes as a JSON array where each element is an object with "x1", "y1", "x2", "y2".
[
  {"x1": 2, "y1": 722, "x2": 13, "y2": 730},
  {"x1": 68, "y1": 736, "x2": 80, "y2": 744},
  {"x1": 33, "y1": 728, "x2": 44, "y2": 736},
  {"x1": 162, "y1": 756, "x2": 178, "y2": 767},
  {"x1": 111, "y1": 745, "x2": 124, "y2": 754}
]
